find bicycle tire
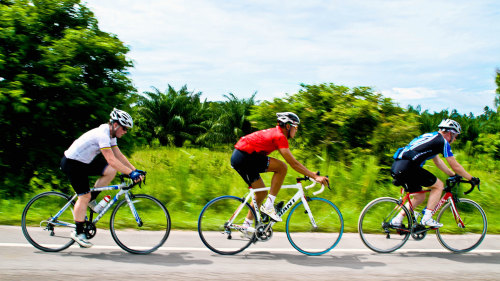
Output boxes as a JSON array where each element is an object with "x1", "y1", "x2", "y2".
[
  {"x1": 358, "y1": 197, "x2": 411, "y2": 253},
  {"x1": 198, "y1": 195, "x2": 257, "y2": 255},
  {"x1": 21, "y1": 191, "x2": 76, "y2": 252},
  {"x1": 436, "y1": 198, "x2": 487, "y2": 253},
  {"x1": 110, "y1": 194, "x2": 171, "y2": 254},
  {"x1": 286, "y1": 197, "x2": 344, "y2": 256}
]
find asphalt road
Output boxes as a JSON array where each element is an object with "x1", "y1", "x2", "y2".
[{"x1": 1, "y1": 225, "x2": 499, "y2": 280}]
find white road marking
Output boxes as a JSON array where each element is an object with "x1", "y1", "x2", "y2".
[{"x1": 1, "y1": 243, "x2": 499, "y2": 253}]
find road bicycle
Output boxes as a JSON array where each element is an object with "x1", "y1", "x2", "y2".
[
  {"x1": 198, "y1": 176, "x2": 344, "y2": 256},
  {"x1": 358, "y1": 175, "x2": 487, "y2": 253},
  {"x1": 21, "y1": 173, "x2": 171, "y2": 254}
]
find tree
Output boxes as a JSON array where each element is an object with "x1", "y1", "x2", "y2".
[
  {"x1": 0, "y1": 0, "x2": 135, "y2": 196},
  {"x1": 136, "y1": 85, "x2": 208, "y2": 147},
  {"x1": 496, "y1": 68, "x2": 500, "y2": 109},
  {"x1": 197, "y1": 93, "x2": 256, "y2": 146},
  {"x1": 249, "y1": 83, "x2": 418, "y2": 163}
]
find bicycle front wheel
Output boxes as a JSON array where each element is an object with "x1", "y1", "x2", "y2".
[
  {"x1": 436, "y1": 198, "x2": 487, "y2": 252},
  {"x1": 21, "y1": 191, "x2": 75, "y2": 252},
  {"x1": 198, "y1": 195, "x2": 256, "y2": 255},
  {"x1": 286, "y1": 197, "x2": 344, "y2": 255},
  {"x1": 358, "y1": 197, "x2": 411, "y2": 253},
  {"x1": 110, "y1": 194, "x2": 171, "y2": 254}
]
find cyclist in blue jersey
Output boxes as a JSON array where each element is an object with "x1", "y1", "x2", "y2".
[
  {"x1": 390, "y1": 119, "x2": 480, "y2": 227},
  {"x1": 60, "y1": 108, "x2": 144, "y2": 248}
]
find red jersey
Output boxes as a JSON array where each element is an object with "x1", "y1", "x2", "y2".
[{"x1": 234, "y1": 126, "x2": 289, "y2": 155}]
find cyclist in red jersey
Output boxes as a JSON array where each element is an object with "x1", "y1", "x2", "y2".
[{"x1": 231, "y1": 112, "x2": 329, "y2": 227}]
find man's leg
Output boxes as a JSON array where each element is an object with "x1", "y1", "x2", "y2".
[
  {"x1": 421, "y1": 178, "x2": 444, "y2": 227},
  {"x1": 425, "y1": 178, "x2": 444, "y2": 210},
  {"x1": 71, "y1": 192, "x2": 93, "y2": 248},
  {"x1": 267, "y1": 158, "x2": 287, "y2": 197},
  {"x1": 259, "y1": 158, "x2": 287, "y2": 222},
  {"x1": 392, "y1": 192, "x2": 426, "y2": 225},
  {"x1": 74, "y1": 192, "x2": 91, "y2": 222},
  {"x1": 94, "y1": 165, "x2": 116, "y2": 187},
  {"x1": 408, "y1": 193, "x2": 426, "y2": 211},
  {"x1": 246, "y1": 178, "x2": 267, "y2": 221},
  {"x1": 245, "y1": 158, "x2": 287, "y2": 221}
]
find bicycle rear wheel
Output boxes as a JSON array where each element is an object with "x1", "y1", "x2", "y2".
[
  {"x1": 436, "y1": 198, "x2": 487, "y2": 252},
  {"x1": 110, "y1": 194, "x2": 171, "y2": 254},
  {"x1": 358, "y1": 197, "x2": 411, "y2": 253},
  {"x1": 286, "y1": 197, "x2": 344, "y2": 255},
  {"x1": 198, "y1": 195, "x2": 256, "y2": 255},
  {"x1": 21, "y1": 191, "x2": 75, "y2": 252}
]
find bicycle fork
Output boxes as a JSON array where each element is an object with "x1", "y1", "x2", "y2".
[
  {"x1": 449, "y1": 198, "x2": 465, "y2": 228},
  {"x1": 124, "y1": 192, "x2": 143, "y2": 227}
]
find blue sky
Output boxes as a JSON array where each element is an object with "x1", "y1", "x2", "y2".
[{"x1": 85, "y1": 0, "x2": 500, "y2": 115}]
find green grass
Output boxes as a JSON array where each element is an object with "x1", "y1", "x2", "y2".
[{"x1": 2, "y1": 147, "x2": 499, "y2": 233}]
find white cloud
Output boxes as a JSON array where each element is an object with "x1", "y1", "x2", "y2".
[
  {"x1": 84, "y1": 0, "x2": 500, "y2": 114},
  {"x1": 382, "y1": 87, "x2": 496, "y2": 114}
]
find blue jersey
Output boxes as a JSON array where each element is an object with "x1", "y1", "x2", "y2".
[{"x1": 394, "y1": 132, "x2": 453, "y2": 167}]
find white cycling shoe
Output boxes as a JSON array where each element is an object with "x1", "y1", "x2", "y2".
[
  {"x1": 240, "y1": 225, "x2": 255, "y2": 239},
  {"x1": 260, "y1": 205, "x2": 282, "y2": 222},
  {"x1": 421, "y1": 217, "x2": 443, "y2": 228},
  {"x1": 71, "y1": 231, "x2": 93, "y2": 248},
  {"x1": 390, "y1": 217, "x2": 403, "y2": 227}
]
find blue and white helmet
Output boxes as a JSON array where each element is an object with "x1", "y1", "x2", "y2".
[
  {"x1": 277, "y1": 112, "x2": 300, "y2": 127},
  {"x1": 110, "y1": 108, "x2": 133, "y2": 128},
  {"x1": 438, "y1": 119, "x2": 461, "y2": 134}
]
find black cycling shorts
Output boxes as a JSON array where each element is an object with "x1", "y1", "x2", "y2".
[
  {"x1": 391, "y1": 159, "x2": 437, "y2": 192},
  {"x1": 60, "y1": 155, "x2": 108, "y2": 196},
  {"x1": 230, "y1": 149, "x2": 270, "y2": 186}
]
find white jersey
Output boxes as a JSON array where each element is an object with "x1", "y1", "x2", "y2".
[{"x1": 64, "y1": 124, "x2": 117, "y2": 164}]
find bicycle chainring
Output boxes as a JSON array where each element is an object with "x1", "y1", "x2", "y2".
[
  {"x1": 255, "y1": 224, "x2": 273, "y2": 242},
  {"x1": 84, "y1": 221, "x2": 97, "y2": 239},
  {"x1": 411, "y1": 224, "x2": 427, "y2": 241}
]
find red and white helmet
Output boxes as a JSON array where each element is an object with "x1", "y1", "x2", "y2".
[{"x1": 110, "y1": 108, "x2": 133, "y2": 128}]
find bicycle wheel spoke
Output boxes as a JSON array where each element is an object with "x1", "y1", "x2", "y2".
[
  {"x1": 286, "y1": 197, "x2": 343, "y2": 255},
  {"x1": 358, "y1": 197, "x2": 411, "y2": 253},
  {"x1": 21, "y1": 192, "x2": 75, "y2": 252},
  {"x1": 436, "y1": 199, "x2": 487, "y2": 252},
  {"x1": 198, "y1": 196, "x2": 255, "y2": 255},
  {"x1": 110, "y1": 194, "x2": 171, "y2": 254}
]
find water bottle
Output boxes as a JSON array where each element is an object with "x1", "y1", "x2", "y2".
[{"x1": 92, "y1": 195, "x2": 111, "y2": 213}]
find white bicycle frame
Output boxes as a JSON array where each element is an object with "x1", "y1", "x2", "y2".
[
  {"x1": 47, "y1": 179, "x2": 141, "y2": 228},
  {"x1": 228, "y1": 179, "x2": 326, "y2": 230}
]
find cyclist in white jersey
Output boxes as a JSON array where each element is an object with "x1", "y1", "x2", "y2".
[
  {"x1": 60, "y1": 108, "x2": 144, "y2": 248},
  {"x1": 390, "y1": 119, "x2": 480, "y2": 227}
]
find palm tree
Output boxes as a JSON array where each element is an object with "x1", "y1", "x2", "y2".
[
  {"x1": 136, "y1": 85, "x2": 208, "y2": 147},
  {"x1": 197, "y1": 93, "x2": 257, "y2": 146}
]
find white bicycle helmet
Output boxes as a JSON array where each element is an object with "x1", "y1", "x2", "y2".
[
  {"x1": 438, "y1": 119, "x2": 461, "y2": 134},
  {"x1": 277, "y1": 112, "x2": 300, "y2": 126},
  {"x1": 110, "y1": 108, "x2": 133, "y2": 128}
]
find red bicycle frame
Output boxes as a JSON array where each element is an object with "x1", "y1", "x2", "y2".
[{"x1": 399, "y1": 188, "x2": 465, "y2": 228}]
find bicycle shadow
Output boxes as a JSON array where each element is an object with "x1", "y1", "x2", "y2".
[
  {"x1": 216, "y1": 251, "x2": 385, "y2": 269},
  {"x1": 397, "y1": 251, "x2": 500, "y2": 264},
  {"x1": 219, "y1": 250, "x2": 500, "y2": 269},
  {"x1": 58, "y1": 251, "x2": 213, "y2": 267}
]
